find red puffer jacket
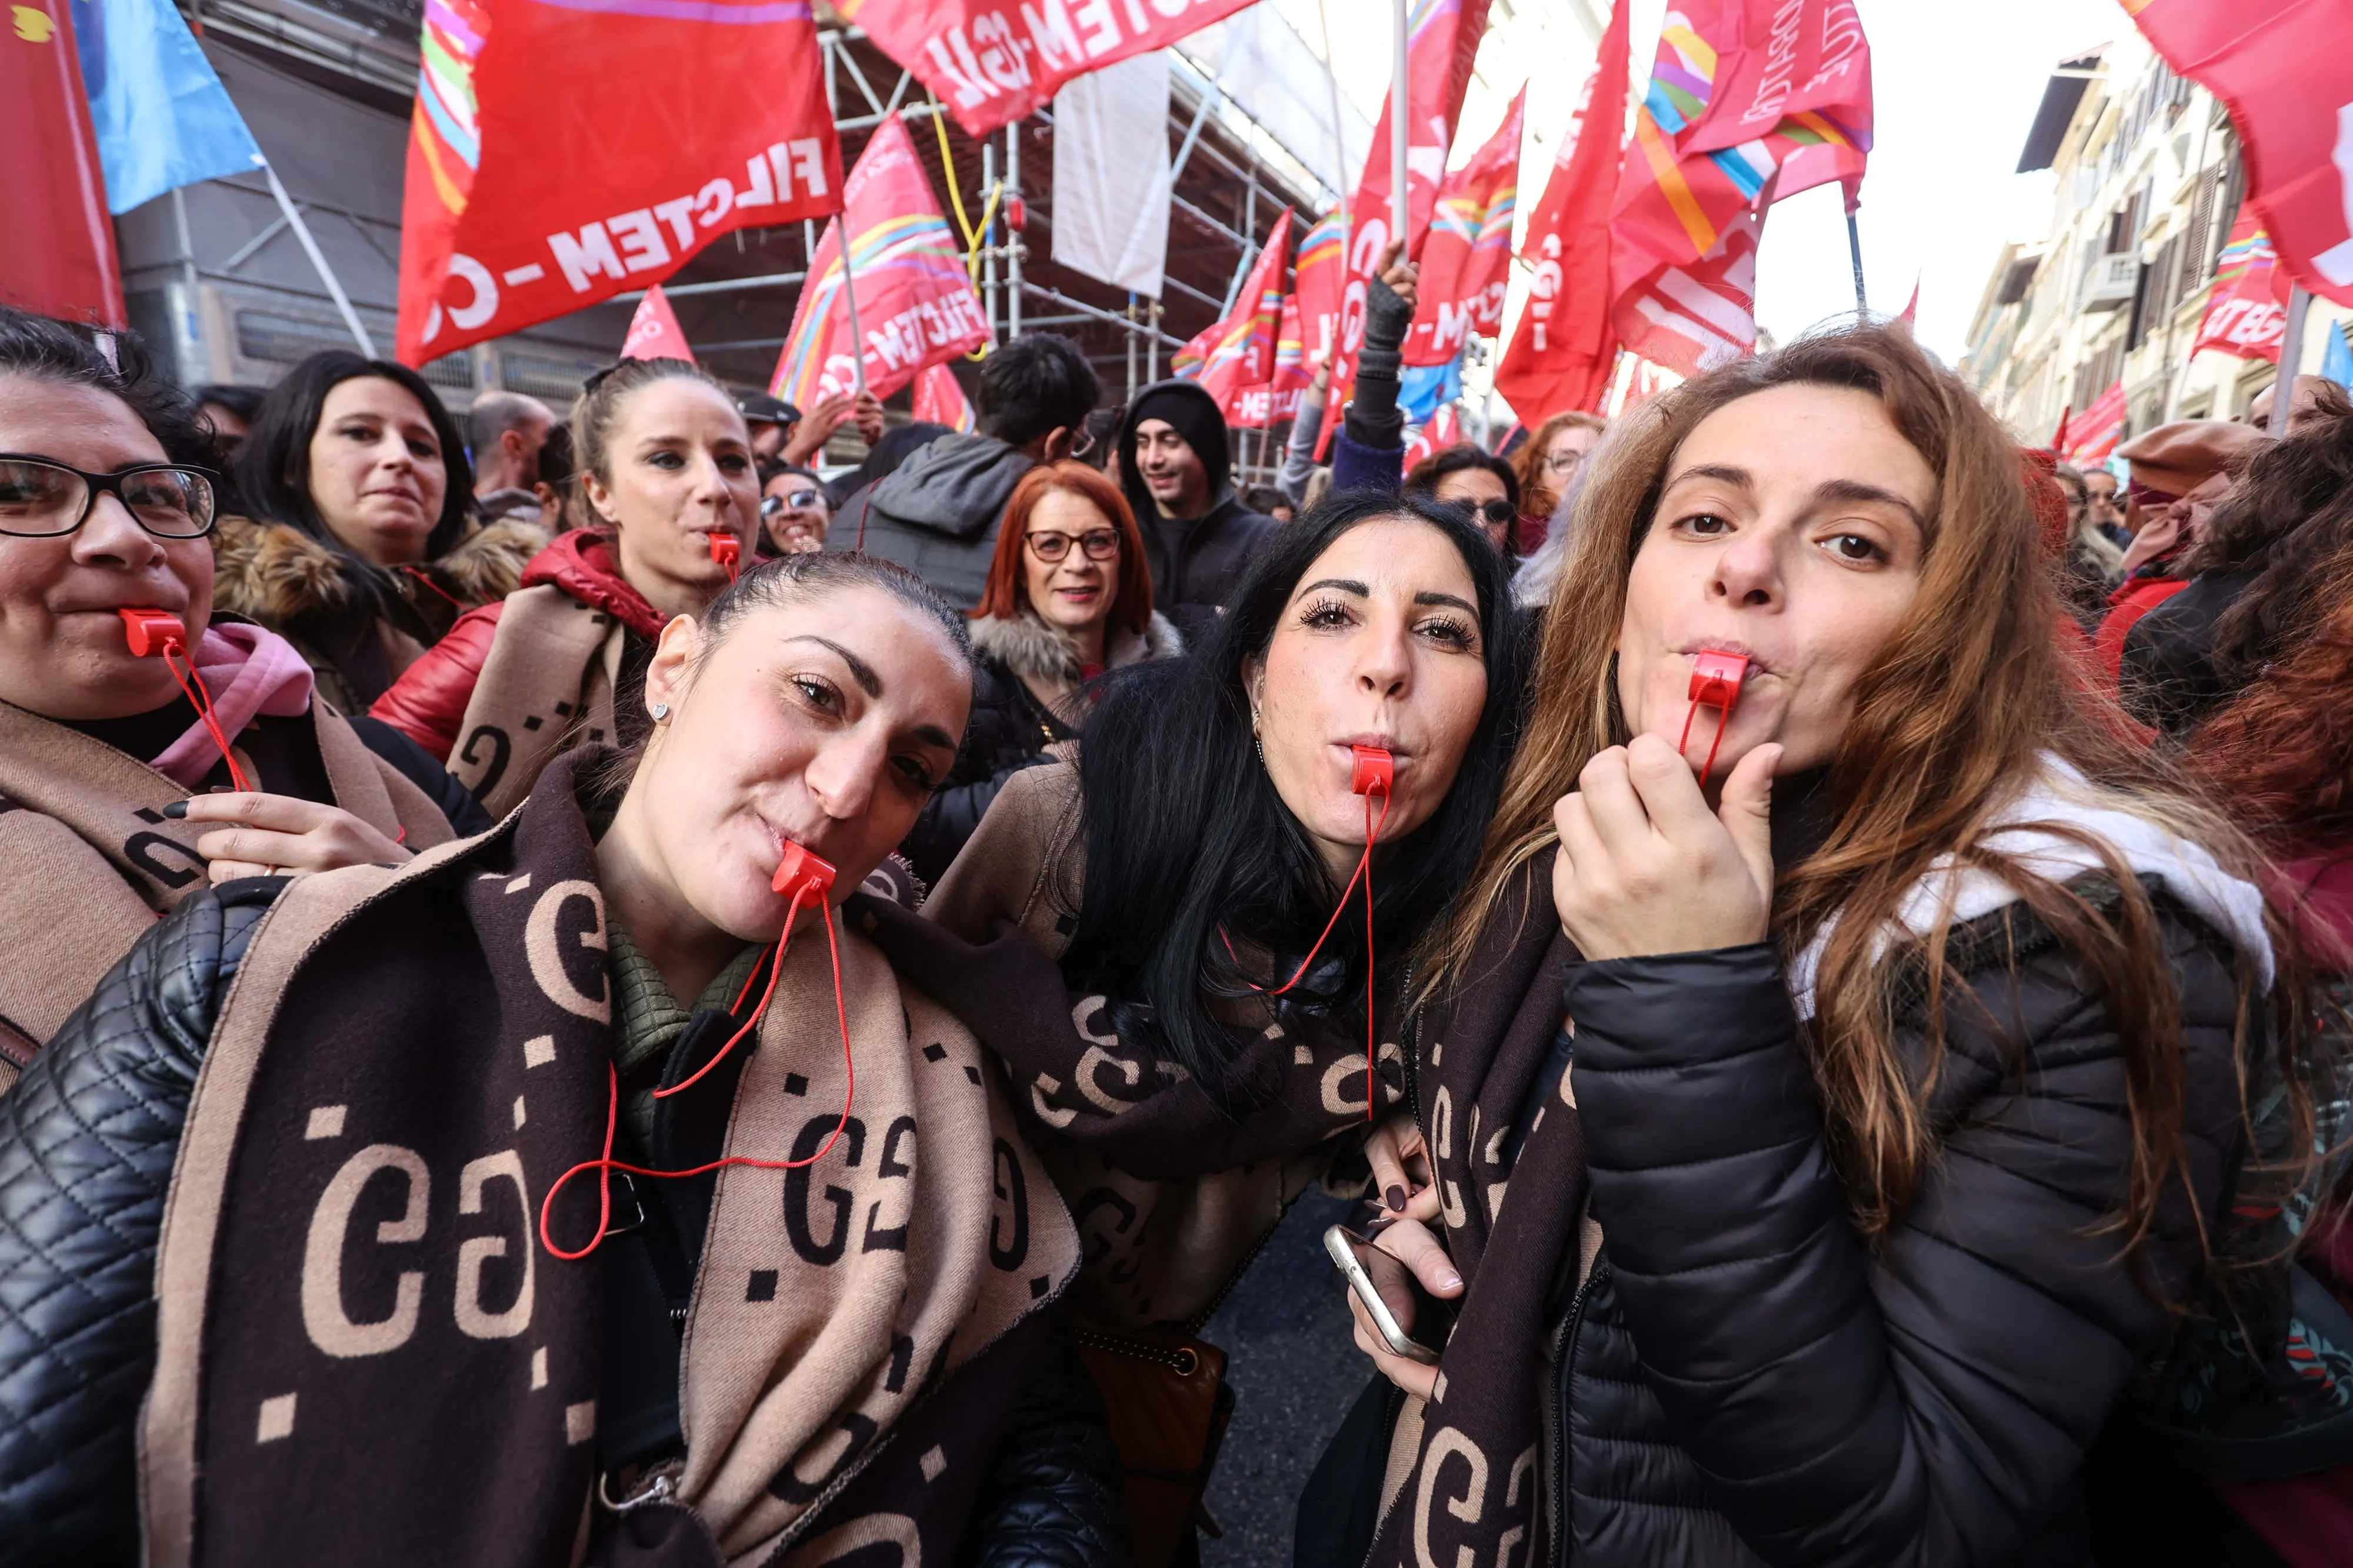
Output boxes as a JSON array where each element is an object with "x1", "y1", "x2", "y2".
[{"x1": 369, "y1": 531, "x2": 667, "y2": 762}]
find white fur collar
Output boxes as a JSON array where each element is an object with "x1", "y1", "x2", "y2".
[
  {"x1": 968, "y1": 609, "x2": 1183, "y2": 685},
  {"x1": 1787, "y1": 755, "x2": 2272, "y2": 1020}
]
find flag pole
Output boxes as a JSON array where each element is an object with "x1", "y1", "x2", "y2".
[
  {"x1": 833, "y1": 212, "x2": 870, "y2": 397},
  {"x1": 1318, "y1": 0, "x2": 1350, "y2": 243},
  {"x1": 1844, "y1": 209, "x2": 1867, "y2": 316},
  {"x1": 263, "y1": 164, "x2": 376, "y2": 358},
  {"x1": 1390, "y1": 0, "x2": 1409, "y2": 247},
  {"x1": 2272, "y1": 284, "x2": 2311, "y2": 436}
]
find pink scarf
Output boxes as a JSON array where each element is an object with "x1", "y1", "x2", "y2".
[{"x1": 151, "y1": 623, "x2": 316, "y2": 790}]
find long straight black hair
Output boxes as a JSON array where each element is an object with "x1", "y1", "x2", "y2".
[
  {"x1": 1059, "y1": 491, "x2": 1521, "y2": 1103},
  {"x1": 232, "y1": 351, "x2": 474, "y2": 563}
]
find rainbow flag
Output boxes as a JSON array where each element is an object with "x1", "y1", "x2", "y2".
[{"x1": 1174, "y1": 208, "x2": 1292, "y2": 400}]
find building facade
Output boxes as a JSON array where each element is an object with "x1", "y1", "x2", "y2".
[{"x1": 1961, "y1": 32, "x2": 2352, "y2": 449}]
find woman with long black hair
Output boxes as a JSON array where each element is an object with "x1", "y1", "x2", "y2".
[
  {"x1": 212, "y1": 352, "x2": 542, "y2": 710},
  {"x1": 869, "y1": 491, "x2": 1519, "y2": 1556}
]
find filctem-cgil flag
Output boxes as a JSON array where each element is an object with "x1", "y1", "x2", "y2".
[{"x1": 395, "y1": 0, "x2": 841, "y2": 366}]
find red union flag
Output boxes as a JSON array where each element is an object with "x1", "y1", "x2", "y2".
[
  {"x1": 1615, "y1": 209, "x2": 1762, "y2": 378},
  {"x1": 1294, "y1": 209, "x2": 1348, "y2": 365},
  {"x1": 1230, "y1": 296, "x2": 1311, "y2": 426},
  {"x1": 1494, "y1": 0, "x2": 1629, "y2": 422},
  {"x1": 914, "y1": 362, "x2": 976, "y2": 432},
  {"x1": 1404, "y1": 86, "x2": 1525, "y2": 368},
  {"x1": 2126, "y1": 0, "x2": 2353, "y2": 306},
  {"x1": 620, "y1": 284, "x2": 694, "y2": 362},
  {"x1": 771, "y1": 115, "x2": 991, "y2": 406},
  {"x1": 1172, "y1": 208, "x2": 1292, "y2": 406},
  {"x1": 838, "y1": 0, "x2": 1259, "y2": 138},
  {"x1": 2192, "y1": 213, "x2": 2288, "y2": 361},
  {"x1": 2065, "y1": 380, "x2": 2128, "y2": 467},
  {"x1": 1, "y1": 0, "x2": 125, "y2": 325},
  {"x1": 395, "y1": 0, "x2": 840, "y2": 366}
]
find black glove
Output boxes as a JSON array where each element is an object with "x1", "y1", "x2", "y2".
[{"x1": 1344, "y1": 273, "x2": 1414, "y2": 451}]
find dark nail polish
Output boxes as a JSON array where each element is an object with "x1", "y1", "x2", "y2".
[
  {"x1": 161, "y1": 799, "x2": 189, "y2": 819},
  {"x1": 1385, "y1": 1184, "x2": 1407, "y2": 1213}
]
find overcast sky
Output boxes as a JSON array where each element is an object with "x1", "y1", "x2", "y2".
[{"x1": 1269, "y1": 0, "x2": 2132, "y2": 366}]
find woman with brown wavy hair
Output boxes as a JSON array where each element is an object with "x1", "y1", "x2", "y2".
[{"x1": 1304, "y1": 322, "x2": 2311, "y2": 1568}]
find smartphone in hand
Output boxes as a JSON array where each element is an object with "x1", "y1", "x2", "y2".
[{"x1": 1325, "y1": 1225, "x2": 1442, "y2": 1365}]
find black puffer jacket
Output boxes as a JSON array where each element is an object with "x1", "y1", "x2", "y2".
[
  {"x1": 2119, "y1": 565, "x2": 2258, "y2": 739},
  {"x1": 1544, "y1": 886, "x2": 2250, "y2": 1566},
  {"x1": 900, "y1": 610, "x2": 1181, "y2": 887},
  {"x1": 0, "y1": 883, "x2": 1129, "y2": 1567}
]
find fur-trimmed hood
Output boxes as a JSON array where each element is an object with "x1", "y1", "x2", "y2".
[
  {"x1": 211, "y1": 513, "x2": 546, "y2": 632},
  {"x1": 969, "y1": 607, "x2": 1182, "y2": 691}
]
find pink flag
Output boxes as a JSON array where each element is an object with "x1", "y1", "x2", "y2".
[
  {"x1": 770, "y1": 114, "x2": 990, "y2": 406},
  {"x1": 1614, "y1": 209, "x2": 1763, "y2": 378},
  {"x1": 621, "y1": 283, "x2": 694, "y2": 362},
  {"x1": 1895, "y1": 275, "x2": 1918, "y2": 326},
  {"x1": 914, "y1": 362, "x2": 975, "y2": 432},
  {"x1": 2191, "y1": 213, "x2": 2288, "y2": 362}
]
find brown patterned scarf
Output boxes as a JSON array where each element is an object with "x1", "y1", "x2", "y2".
[
  {"x1": 0, "y1": 696, "x2": 452, "y2": 1072},
  {"x1": 1361, "y1": 851, "x2": 1591, "y2": 1568},
  {"x1": 446, "y1": 582, "x2": 629, "y2": 817},
  {"x1": 139, "y1": 747, "x2": 1078, "y2": 1566},
  {"x1": 902, "y1": 762, "x2": 1405, "y2": 1330}
]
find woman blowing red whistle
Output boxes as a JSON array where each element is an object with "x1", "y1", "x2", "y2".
[
  {"x1": 0, "y1": 551, "x2": 1129, "y2": 1564},
  {"x1": 1305, "y1": 322, "x2": 2329, "y2": 1568},
  {"x1": 0, "y1": 307, "x2": 480, "y2": 1085},
  {"x1": 856, "y1": 491, "x2": 1519, "y2": 1560}
]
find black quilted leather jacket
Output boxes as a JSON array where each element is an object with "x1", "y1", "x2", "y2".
[
  {"x1": 0, "y1": 882, "x2": 1129, "y2": 1567},
  {"x1": 1535, "y1": 888, "x2": 2252, "y2": 1567}
]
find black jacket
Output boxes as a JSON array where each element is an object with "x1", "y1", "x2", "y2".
[
  {"x1": 1115, "y1": 382, "x2": 1279, "y2": 638},
  {"x1": 0, "y1": 884, "x2": 1128, "y2": 1567},
  {"x1": 900, "y1": 610, "x2": 1182, "y2": 888},
  {"x1": 835, "y1": 432, "x2": 1036, "y2": 609},
  {"x1": 2119, "y1": 565, "x2": 2258, "y2": 739},
  {"x1": 1545, "y1": 886, "x2": 2249, "y2": 1566}
]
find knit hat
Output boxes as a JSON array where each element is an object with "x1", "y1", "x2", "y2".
[{"x1": 1125, "y1": 383, "x2": 1230, "y2": 494}]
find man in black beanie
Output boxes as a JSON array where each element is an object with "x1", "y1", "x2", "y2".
[{"x1": 1114, "y1": 379, "x2": 1278, "y2": 638}]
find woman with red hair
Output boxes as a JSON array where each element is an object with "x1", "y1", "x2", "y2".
[{"x1": 898, "y1": 460, "x2": 1181, "y2": 883}]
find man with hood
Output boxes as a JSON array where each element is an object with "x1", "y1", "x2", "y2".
[
  {"x1": 1116, "y1": 379, "x2": 1279, "y2": 636},
  {"x1": 836, "y1": 333, "x2": 1100, "y2": 606}
]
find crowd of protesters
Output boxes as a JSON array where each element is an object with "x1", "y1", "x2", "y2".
[{"x1": 4, "y1": 248, "x2": 2353, "y2": 1568}]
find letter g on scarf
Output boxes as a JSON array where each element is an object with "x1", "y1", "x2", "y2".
[
  {"x1": 526, "y1": 879, "x2": 610, "y2": 1022},
  {"x1": 302, "y1": 1145, "x2": 431, "y2": 1357},
  {"x1": 1414, "y1": 1426, "x2": 1491, "y2": 1568}
]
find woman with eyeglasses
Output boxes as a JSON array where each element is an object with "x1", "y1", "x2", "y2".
[
  {"x1": 372, "y1": 357, "x2": 760, "y2": 819},
  {"x1": 1510, "y1": 411, "x2": 1607, "y2": 550},
  {"x1": 0, "y1": 307, "x2": 480, "y2": 1083},
  {"x1": 757, "y1": 462, "x2": 832, "y2": 555},
  {"x1": 898, "y1": 461, "x2": 1179, "y2": 886},
  {"x1": 211, "y1": 351, "x2": 544, "y2": 713},
  {"x1": 1407, "y1": 443, "x2": 1522, "y2": 562}
]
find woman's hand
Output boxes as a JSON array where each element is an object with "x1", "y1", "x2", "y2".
[
  {"x1": 1362, "y1": 1110, "x2": 1432, "y2": 1217},
  {"x1": 1345, "y1": 1215, "x2": 1461, "y2": 1401},
  {"x1": 1551, "y1": 734, "x2": 1779, "y2": 962},
  {"x1": 172, "y1": 793, "x2": 415, "y2": 883},
  {"x1": 1376, "y1": 238, "x2": 1418, "y2": 312}
]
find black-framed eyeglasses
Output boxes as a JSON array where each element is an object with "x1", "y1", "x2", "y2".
[
  {"x1": 0, "y1": 455, "x2": 219, "y2": 539},
  {"x1": 1025, "y1": 528, "x2": 1120, "y2": 562},
  {"x1": 762, "y1": 488, "x2": 826, "y2": 517}
]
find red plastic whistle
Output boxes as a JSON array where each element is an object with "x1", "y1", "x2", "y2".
[
  {"x1": 709, "y1": 533, "x2": 741, "y2": 575},
  {"x1": 1350, "y1": 745, "x2": 1394, "y2": 797},
  {"x1": 1687, "y1": 649, "x2": 1749, "y2": 712},
  {"x1": 772, "y1": 841, "x2": 836, "y2": 902},
  {"x1": 119, "y1": 607, "x2": 186, "y2": 658}
]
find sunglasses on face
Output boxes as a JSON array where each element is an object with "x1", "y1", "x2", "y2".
[
  {"x1": 1025, "y1": 528, "x2": 1120, "y2": 562},
  {"x1": 761, "y1": 489, "x2": 825, "y2": 517},
  {"x1": 0, "y1": 455, "x2": 220, "y2": 539},
  {"x1": 1444, "y1": 497, "x2": 1517, "y2": 528}
]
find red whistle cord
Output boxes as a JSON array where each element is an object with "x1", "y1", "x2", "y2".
[
  {"x1": 160, "y1": 640, "x2": 254, "y2": 793},
  {"x1": 537, "y1": 883, "x2": 859, "y2": 1263},
  {"x1": 1220, "y1": 783, "x2": 1393, "y2": 1121},
  {"x1": 1677, "y1": 698, "x2": 1735, "y2": 791}
]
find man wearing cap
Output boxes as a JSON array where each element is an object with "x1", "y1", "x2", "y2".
[
  {"x1": 741, "y1": 389, "x2": 883, "y2": 466},
  {"x1": 2093, "y1": 418, "x2": 2267, "y2": 694},
  {"x1": 1114, "y1": 381, "x2": 1279, "y2": 638}
]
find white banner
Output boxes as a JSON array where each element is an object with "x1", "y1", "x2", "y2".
[{"x1": 1051, "y1": 52, "x2": 1172, "y2": 301}]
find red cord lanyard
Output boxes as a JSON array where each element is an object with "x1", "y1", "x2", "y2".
[
  {"x1": 538, "y1": 845, "x2": 847, "y2": 1261},
  {"x1": 119, "y1": 609, "x2": 254, "y2": 793},
  {"x1": 1221, "y1": 745, "x2": 1394, "y2": 1122},
  {"x1": 1675, "y1": 650, "x2": 1750, "y2": 789},
  {"x1": 709, "y1": 533, "x2": 741, "y2": 583},
  {"x1": 396, "y1": 564, "x2": 466, "y2": 614}
]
